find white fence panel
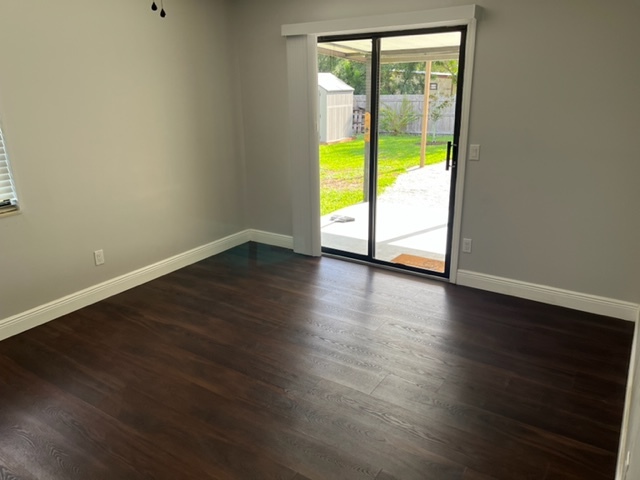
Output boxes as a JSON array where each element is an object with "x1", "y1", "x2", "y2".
[{"x1": 354, "y1": 94, "x2": 455, "y2": 136}]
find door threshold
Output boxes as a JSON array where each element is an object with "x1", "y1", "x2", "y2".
[{"x1": 322, "y1": 252, "x2": 451, "y2": 283}]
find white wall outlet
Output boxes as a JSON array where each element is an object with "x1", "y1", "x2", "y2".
[
  {"x1": 469, "y1": 144, "x2": 480, "y2": 161},
  {"x1": 462, "y1": 238, "x2": 472, "y2": 253},
  {"x1": 94, "y1": 249, "x2": 105, "y2": 266}
]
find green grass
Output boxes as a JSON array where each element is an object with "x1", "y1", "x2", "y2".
[{"x1": 320, "y1": 134, "x2": 451, "y2": 215}]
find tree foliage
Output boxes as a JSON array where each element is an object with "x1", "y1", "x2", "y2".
[
  {"x1": 379, "y1": 97, "x2": 421, "y2": 135},
  {"x1": 432, "y1": 60, "x2": 458, "y2": 86},
  {"x1": 379, "y1": 63, "x2": 425, "y2": 95},
  {"x1": 318, "y1": 54, "x2": 367, "y2": 94},
  {"x1": 318, "y1": 55, "x2": 458, "y2": 96},
  {"x1": 428, "y1": 94, "x2": 454, "y2": 139}
]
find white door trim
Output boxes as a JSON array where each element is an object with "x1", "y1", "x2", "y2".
[
  {"x1": 448, "y1": 17, "x2": 477, "y2": 283},
  {"x1": 282, "y1": 6, "x2": 479, "y2": 276},
  {"x1": 282, "y1": 5, "x2": 478, "y2": 37},
  {"x1": 286, "y1": 34, "x2": 322, "y2": 256}
]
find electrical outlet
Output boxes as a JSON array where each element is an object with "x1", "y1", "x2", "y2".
[
  {"x1": 94, "y1": 249, "x2": 105, "y2": 266},
  {"x1": 462, "y1": 238, "x2": 472, "y2": 253},
  {"x1": 469, "y1": 144, "x2": 480, "y2": 161}
]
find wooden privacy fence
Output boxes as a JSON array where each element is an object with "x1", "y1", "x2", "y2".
[
  {"x1": 354, "y1": 95, "x2": 456, "y2": 136},
  {"x1": 352, "y1": 107, "x2": 366, "y2": 134}
]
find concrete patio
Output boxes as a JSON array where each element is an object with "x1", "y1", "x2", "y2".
[{"x1": 321, "y1": 162, "x2": 451, "y2": 270}]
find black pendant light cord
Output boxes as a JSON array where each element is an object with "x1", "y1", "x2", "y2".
[{"x1": 151, "y1": 1, "x2": 166, "y2": 18}]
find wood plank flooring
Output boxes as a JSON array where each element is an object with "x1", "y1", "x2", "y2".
[{"x1": 0, "y1": 242, "x2": 634, "y2": 479}]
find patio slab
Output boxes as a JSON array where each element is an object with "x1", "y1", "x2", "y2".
[{"x1": 321, "y1": 163, "x2": 451, "y2": 264}]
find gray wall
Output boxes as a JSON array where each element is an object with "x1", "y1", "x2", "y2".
[
  {"x1": 0, "y1": 0, "x2": 246, "y2": 319},
  {"x1": 232, "y1": 0, "x2": 640, "y2": 304}
]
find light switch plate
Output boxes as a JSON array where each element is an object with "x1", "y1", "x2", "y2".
[{"x1": 469, "y1": 144, "x2": 480, "y2": 161}]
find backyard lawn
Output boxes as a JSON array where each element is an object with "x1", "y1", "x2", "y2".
[{"x1": 320, "y1": 134, "x2": 451, "y2": 215}]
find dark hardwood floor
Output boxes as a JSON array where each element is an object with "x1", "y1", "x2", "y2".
[{"x1": 0, "y1": 242, "x2": 634, "y2": 479}]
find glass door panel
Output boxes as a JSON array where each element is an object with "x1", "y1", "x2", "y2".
[
  {"x1": 318, "y1": 39, "x2": 372, "y2": 256},
  {"x1": 374, "y1": 32, "x2": 461, "y2": 274}
]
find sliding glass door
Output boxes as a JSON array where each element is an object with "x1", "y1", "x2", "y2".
[{"x1": 318, "y1": 27, "x2": 466, "y2": 278}]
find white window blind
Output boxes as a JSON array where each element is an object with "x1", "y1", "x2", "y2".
[{"x1": 0, "y1": 124, "x2": 19, "y2": 214}]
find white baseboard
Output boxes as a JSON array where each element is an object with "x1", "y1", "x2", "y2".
[
  {"x1": 9, "y1": 233, "x2": 634, "y2": 339},
  {"x1": 617, "y1": 318, "x2": 639, "y2": 479},
  {"x1": 0, "y1": 229, "x2": 295, "y2": 342},
  {"x1": 457, "y1": 270, "x2": 639, "y2": 322},
  {"x1": 250, "y1": 229, "x2": 294, "y2": 249},
  {"x1": 457, "y1": 266, "x2": 640, "y2": 477}
]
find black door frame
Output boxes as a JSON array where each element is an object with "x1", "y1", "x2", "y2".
[{"x1": 319, "y1": 25, "x2": 468, "y2": 279}]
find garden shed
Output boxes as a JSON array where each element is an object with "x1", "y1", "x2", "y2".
[{"x1": 318, "y1": 73, "x2": 355, "y2": 144}]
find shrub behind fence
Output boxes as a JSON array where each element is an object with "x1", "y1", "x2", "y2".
[{"x1": 354, "y1": 95, "x2": 455, "y2": 136}]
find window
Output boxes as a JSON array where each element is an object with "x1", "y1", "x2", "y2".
[{"x1": 0, "y1": 124, "x2": 19, "y2": 214}]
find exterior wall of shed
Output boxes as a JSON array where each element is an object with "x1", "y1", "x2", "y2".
[
  {"x1": 318, "y1": 89, "x2": 328, "y2": 143},
  {"x1": 320, "y1": 91, "x2": 353, "y2": 144}
]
